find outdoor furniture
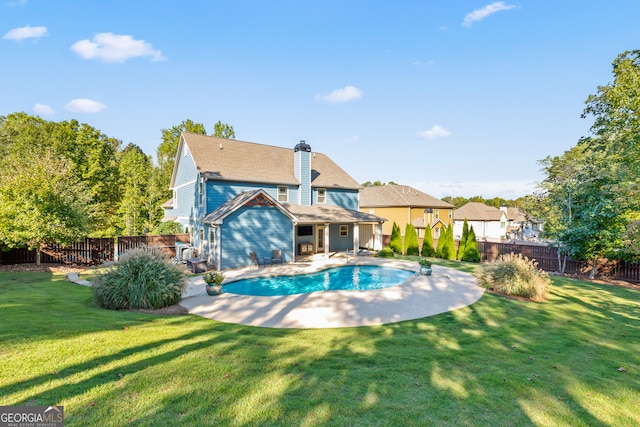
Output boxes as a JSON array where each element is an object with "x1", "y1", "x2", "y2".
[
  {"x1": 187, "y1": 257, "x2": 207, "y2": 273},
  {"x1": 249, "y1": 251, "x2": 268, "y2": 268},
  {"x1": 271, "y1": 249, "x2": 283, "y2": 265}
]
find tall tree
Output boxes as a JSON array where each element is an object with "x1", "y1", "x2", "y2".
[
  {"x1": 118, "y1": 144, "x2": 153, "y2": 235},
  {"x1": 213, "y1": 120, "x2": 235, "y2": 139},
  {"x1": 0, "y1": 113, "x2": 122, "y2": 236},
  {"x1": 0, "y1": 148, "x2": 92, "y2": 264},
  {"x1": 538, "y1": 50, "x2": 640, "y2": 270}
]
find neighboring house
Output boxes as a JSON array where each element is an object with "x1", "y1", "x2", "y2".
[
  {"x1": 453, "y1": 202, "x2": 507, "y2": 241},
  {"x1": 162, "y1": 133, "x2": 385, "y2": 270},
  {"x1": 504, "y1": 206, "x2": 544, "y2": 240},
  {"x1": 359, "y1": 184, "x2": 453, "y2": 240}
]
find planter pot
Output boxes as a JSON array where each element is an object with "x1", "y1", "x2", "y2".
[
  {"x1": 419, "y1": 266, "x2": 432, "y2": 276},
  {"x1": 205, "y1": 284, "x2": 223, "y2": 295}
]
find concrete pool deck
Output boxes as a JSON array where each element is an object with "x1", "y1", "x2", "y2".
[{"x1": 178, "y1": 256, "x2": 484, "y2": 329}]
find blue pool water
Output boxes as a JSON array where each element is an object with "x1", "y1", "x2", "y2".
[{"x1": 223, "y1": 265, "x2": 414, "y2": 296}]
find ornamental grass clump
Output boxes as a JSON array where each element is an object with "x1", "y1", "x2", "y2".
[
  {"x1": 475, "y1": 252, "x2": 551, "y2": 301},
  {"x1": 92, "y1": 247, "x2": 185, "y2": 310}
]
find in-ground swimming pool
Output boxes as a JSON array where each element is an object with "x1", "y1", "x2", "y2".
[{"x1": 223, "y1": 265, "x2": 414, "y2": 296}]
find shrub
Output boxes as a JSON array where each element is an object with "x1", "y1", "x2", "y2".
[
  {"x1": 389, "y1": 222, "x2": 402, "y2": 254},
  {"x1": 376, "y1": 246, "x2": 395, "y2": 258},
  {"x1": 92, "y1": 247, "x2": 185, "y2": 310},
  {"x1": 462, "y1": 226, "x2": 481, "y2": 262},
  {"x1": 435, "y1": 226, "x2": 446, "y2": 258},
  {"x1": 404, "y1": 223, "x2": 420, "y2": 256},
  {"x1": 457, "y1": 219, "x2": 469, "y2": 260},
  {"x1": 152, "y1": 220, "x2": 184, "y2": 235},
  {"x1": 441, "y1": 224, "x2": 456, "y2": 260},
  {"x1": 475, "y1": 252, "x2": 551, "y2": 301},
  {"x1": 421, "y1": 223, "x2": 436, "y2": 257}
]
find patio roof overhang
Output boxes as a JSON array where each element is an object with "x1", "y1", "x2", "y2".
[{"x1": 284, "y1": 204, "x2": 386, "y2": 224}]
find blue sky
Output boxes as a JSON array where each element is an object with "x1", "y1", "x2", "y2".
[{"x1": 2, "y1": 1, "x2": 639, "y2": 199}]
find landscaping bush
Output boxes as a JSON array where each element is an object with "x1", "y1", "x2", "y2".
[
  {"x1": 404, "y1": 223, "x2": 420, "y2": 256},
  {"x1": 152, "y1": 220, "x2": 184, "y2": 235},
  {"x1": 475, "y1": 252, "x2": 551, "y2": 301},
  {"x1": 457, "y1": 219, "x2": 469, "y2": 260},
  {"x1": 435, "y1": 226, "x2": 446, "y2": 258},
  {"x1": 376, "y1": 246, "x2": 395, "y2": 258},
  {"x1": 462, "y1": 226, "x2": 481, "y2": 262},
  {"x1": 441, "y1": 224, "x2": 456, "y2": 260},
  {"x1": 92, "y1": 247, "x2": 185, "y2": 310},
  {"x1": 421, "y1": 223, "x2": 436, "y2": 257},
  {"x1": 389, "y1": 222, "x2": 403, "y2": 254}
]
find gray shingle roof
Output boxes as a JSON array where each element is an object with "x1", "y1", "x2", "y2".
[
  {"x1": 453, "y1": 202, "x2": 504, "y2": 221},
  {"x1": 202, "y1": 190, "x2": 295, "y2": 224},
  {"x1": 182, "y1": 132, "x2": 361, "y2": 189},
  {"x1": 359, "y1": 184, "x2": 453, "y2": 208},
  {"x1": 285, "y1": 204, "x2": 385, "y2": 224},
  {"x1": 202, "y1": 190, "x2": 385, "y2": 225}
]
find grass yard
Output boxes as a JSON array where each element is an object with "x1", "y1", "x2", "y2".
[{"x1": 0, "y1": 265, "x2": 639, "y2": 426}]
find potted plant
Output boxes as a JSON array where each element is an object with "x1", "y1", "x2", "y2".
[
  {"x1": 418, "y1": 258, "x2": 432, "y2": 276},
  {"x1": 202, "y1": 271, "x2": 225, "y2": 295}
]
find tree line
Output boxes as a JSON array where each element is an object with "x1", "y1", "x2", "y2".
[{"x1": 0, "y1": 114, "x2": 233, "y2": 263}]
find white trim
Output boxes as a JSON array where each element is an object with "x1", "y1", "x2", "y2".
[
  {"x1": 317, "y1": 188, "x2": 326, "y2": 204},
  {"x1": 174, "y1": 178, "x2": 197, "y2": 190},
  {"x1": 277, "y1": 185, "x2": 289, "y2": 203}
]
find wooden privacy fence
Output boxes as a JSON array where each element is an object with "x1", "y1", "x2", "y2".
[
  {"x1": 386, "y1": 235, "x2": 639, "y2": 283},
  {"x1": 0, "y1": 234, "x2": 190, "y2": 266},
  {"x1": 477, "y1": 241, "x2": 640, "y2": 283}
]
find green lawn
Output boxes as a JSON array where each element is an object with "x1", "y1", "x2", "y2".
[{"x1": 1, "y1": 265, "x2": 639, "y2": 426}]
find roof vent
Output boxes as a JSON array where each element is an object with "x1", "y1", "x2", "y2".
[{"x1": 294, "y1": 140, "x2": 311, "y2": 152}]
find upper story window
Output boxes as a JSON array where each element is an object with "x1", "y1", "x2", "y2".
[
  {"x1": 435, "y1": 209, "x2": 440, "y2": 219},
  {"x1": 277, "y1": 186, "x2": 288, "y2": 203},
  {"x1": 198, "y1": 180, "x2": 204, "y2": 205},
  {"x1": 448, "y1": 209, "x2": 452, "y2": 219},
  {"x1": 317, "y1": 188, "x2": 326, "y2": 204}
]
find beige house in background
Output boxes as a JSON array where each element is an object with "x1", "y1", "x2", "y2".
[
  {"x1": 452, "y1": 202, "x2": 507, "y2": 241},
  {"x1": 359, "y1": 184, "x2": 453, "y2": 239}
]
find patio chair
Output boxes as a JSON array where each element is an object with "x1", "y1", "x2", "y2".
[
  {"x1": 271, "y1": 249, "x2": 283, "y2": 265},
  {"x1": 249, "y1": 251, "x2": 267, "y2": 268}
]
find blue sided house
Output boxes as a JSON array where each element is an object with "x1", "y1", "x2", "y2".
[{"x1": 162, "y1": 132, "x2": 386, "y2": 270}]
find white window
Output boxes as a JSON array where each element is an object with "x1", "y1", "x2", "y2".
[
  {"x1": 340, "y1": 225, "x2": 349, "y2": 237},
  {"x1": 435, "y1": 209, "x2": 440, "y2": 219},
  {"x1": 277, "y1": 186, "x2": 288, "y2": 202},
  {"x1": 317, "y1": 188, "x2": 326, "y2": 204},
  {"x1": 198, "y1": 180, "x2": 204, "y2": 205}
]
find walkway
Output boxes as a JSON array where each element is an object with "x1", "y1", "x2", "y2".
[{"x1": 179, "y1": 257, "x2": 484, "y2": 329}]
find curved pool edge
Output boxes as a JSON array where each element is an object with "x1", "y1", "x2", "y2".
[{"x1": 179, "y1": 258, "x2": 485, "y2": 329}]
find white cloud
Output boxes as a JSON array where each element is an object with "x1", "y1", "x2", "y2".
[
  {"x1": 71, "y1": 32, "x2": 165, "y2": 63},
  {"x1": 65, "y1": 98, "x2": 107, "y2": 113},
  {"x1": 33, "y1": 103, "x2": 54, "y2": 115},
  {"x1": 419, "y1": 125, "x2": 451, "y2": 139},
  {"x1": 462, "y1": 2, "x2": 515, "y2": 27},
  {"x1": 2, "y1": 25, "x2": 47, "y2": 41},
  {"x1": 317, "y1": 85, "x2": 362, "y2": 103}
]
